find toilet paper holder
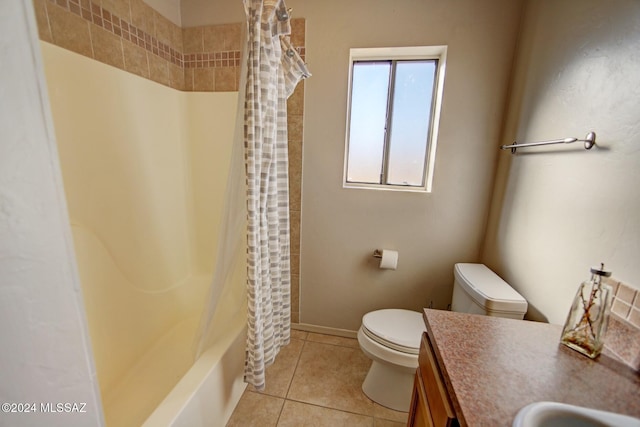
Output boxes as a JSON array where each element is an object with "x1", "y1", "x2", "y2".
[{"x1": 373, "y1": 249, "x2": 399, "y2": 270}]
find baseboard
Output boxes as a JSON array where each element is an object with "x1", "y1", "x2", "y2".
[{"x1": 291, "y1": 322, "x2": 358, "y2": 339}]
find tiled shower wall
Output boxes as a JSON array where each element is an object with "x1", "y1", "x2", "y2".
[
  {"x1": 33, "y1": 0, "x2": 306, "y2": 91},
  {"x1": 33, "y1": 0, "x2": 306, "y2": 323}
]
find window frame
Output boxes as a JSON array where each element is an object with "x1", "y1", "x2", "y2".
[{"x1": 343, "y1": 46, "x2": 447, "y2": 193}]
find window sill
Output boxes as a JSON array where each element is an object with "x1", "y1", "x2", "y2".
[{"x1": 343, "y1": 182, "x2": 430, "y2": 194}]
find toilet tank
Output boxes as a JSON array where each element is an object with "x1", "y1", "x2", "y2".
[{"x1": 451, "y1": 263, "x2": 528, "y2": 319}]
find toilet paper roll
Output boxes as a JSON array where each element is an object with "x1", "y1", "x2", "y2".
[{"x1": 379, "y1": 249, "x2": 398, "y2": 270}]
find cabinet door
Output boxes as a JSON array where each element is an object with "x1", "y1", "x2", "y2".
[
  {"x1": 407, "y1": 368, "x2": 433, "y2": 427},
  {"x1": 419, "y1": 333, "x2": 457, "y2": 427}
]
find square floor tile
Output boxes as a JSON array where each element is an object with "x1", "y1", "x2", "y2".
[
  {"x1": 249, "y1": 338, "x2": 305, "y2": 397},
  {"x1": 374, "y1": 402, "x2": 408, "y2": 424},
  {"x1": 277, "y1": 400, "x2": 373, "y2": 426},
  {"x1": 291, "y1": 329, "x2": 308, "y2": 340},
  {"x1": 227, "y1": 333, "x2": 408, "y2": 426},
  {"x1": 306, "y1": 332, "x2": 360, "y2": 349},
  {"x1": 226, "y1": 391, "x2": 284, "y2": 427},
  {"x1": 287, "y1": 340, "x2": 374, "y2": 415}
]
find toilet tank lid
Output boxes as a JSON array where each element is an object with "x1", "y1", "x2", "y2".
[{"x1": 454, "y1": 263, "x2": 528, "y2": 313}]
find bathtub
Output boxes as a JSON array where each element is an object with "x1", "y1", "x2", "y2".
[
  {"x1": 141, "y1": 234, "x2": 248, "y2": 427},
  {"x1": 42, "y1": 42, "x2": 245, "y2": 427},
  {"x1": 71, "y1": 220, "x2": 247, "y2": 427},
  {"x1": 142, "y1": 319, "x2": 247, "y2": 427}
]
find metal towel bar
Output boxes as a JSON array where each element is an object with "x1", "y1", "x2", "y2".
[{"x1": 500, "y1": 131, "x2": 596, "y2": 153}]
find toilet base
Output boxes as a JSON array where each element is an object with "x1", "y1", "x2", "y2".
[{"x1": 362, "y1": 360, "x2": 415, "y2": 412}]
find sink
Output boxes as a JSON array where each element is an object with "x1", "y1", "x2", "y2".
[{"x1": 513, "y1": 402, "x2": 640, "y2": 427}]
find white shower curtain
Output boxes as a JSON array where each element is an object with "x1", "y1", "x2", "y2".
[{"x1": 243, "y1": 0, "x2": 310, "y2": 390}]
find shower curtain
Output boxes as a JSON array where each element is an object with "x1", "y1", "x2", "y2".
[
  {"x1": 242, "y1": 0, "x2": 309, "y2": 390},
  {"x1": 195, "y1": 0, "x2": 309, "y2": 391}
]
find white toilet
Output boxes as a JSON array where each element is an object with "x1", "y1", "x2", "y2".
[{"x1": 357, "y1": 263, "x2": 528, "y2": 412}]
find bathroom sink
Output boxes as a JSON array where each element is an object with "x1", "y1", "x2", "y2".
[{"x1": 513, "y1": 402, "x2": 640, "y2": 427}]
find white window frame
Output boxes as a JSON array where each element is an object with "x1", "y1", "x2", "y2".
[{"x1": 343, "y1": 46, "x2": 447, "y2": 193}]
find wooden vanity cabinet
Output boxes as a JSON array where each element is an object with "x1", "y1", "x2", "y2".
[{"x1": 407, "y1": 332, "x2": 458, "y2": 427}]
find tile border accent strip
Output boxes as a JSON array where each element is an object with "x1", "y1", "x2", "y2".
[
  {"x1": 183, "y1": 48, "x2": 305, "y2": 69},
  {"x1": 39, "y1": 0, "x2": 306, "y2": 90},
  {"x1": 47, "y1": 0, "x2": 246, "y2": 70}
]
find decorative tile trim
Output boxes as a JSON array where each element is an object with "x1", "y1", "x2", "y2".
[
  {"x1": 36, "y1": 0, "x2": 306, "y2": 92},
  {"x1": 182, "y1": 48, "x2": 304, "y2": 69},
  {"x1": 184, "y1": 51, "x2": 241, "y2": 68},
  {"x1": 47, "y1": 0, "x2": 185, "y2": 67}
]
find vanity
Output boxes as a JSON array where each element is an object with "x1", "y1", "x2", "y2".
[{"x1": 408, "y1": 309, "x2": 640, "y2": 427}]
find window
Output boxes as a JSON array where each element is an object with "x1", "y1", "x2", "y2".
[{"x1": 343, "y1": 46, "x2": 447, "y2": 192}]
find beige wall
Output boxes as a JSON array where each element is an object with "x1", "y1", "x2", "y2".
[
  {"x1": 295, "y1": 0, "x2": 523, "y2": 330},
  {"x1": 180, "y1": 0, "x2": 243, "y2": 27},
  {"x1": 178, "y1": 0, "x2": 640, "y2": 331},
  {"x1": 483, "y1": 0, "x2": 640, "y2": 324}
]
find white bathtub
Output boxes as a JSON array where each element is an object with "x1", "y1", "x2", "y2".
[
  {"x1": 142, "y1": 248, "x2": 248, "y2": 427},
  {"x1": 142, "y1": 319, "x2": 247, "y2": 427},
  {"x1": 43, "y1": 41, "x2": 245, "y2": 427},
  {"x1": 96, "y1": 317, "x2": 246, "y2": 427},
  {"x1": 72, "y1": 223, "x2": 247, "y2": 427}
]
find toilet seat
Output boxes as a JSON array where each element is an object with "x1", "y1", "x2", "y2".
[{"x1": 361, "y1": 309, "x2": 424, "y2": 355}]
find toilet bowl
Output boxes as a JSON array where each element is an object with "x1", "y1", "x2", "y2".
[
  {"x1": 358, "y1": 263, "x2": 528, "y2": 412},
  {"x1": 357, "y1": 309, "x2": 425, "y2": 412}
]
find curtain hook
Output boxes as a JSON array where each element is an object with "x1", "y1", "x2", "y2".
[{"x1": 276, "y1": 7, "x2": 290, "y2": 21}]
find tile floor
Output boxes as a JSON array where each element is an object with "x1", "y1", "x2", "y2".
[{"x1": 226, "y1": 330, "x2": 408, "y2": 427}]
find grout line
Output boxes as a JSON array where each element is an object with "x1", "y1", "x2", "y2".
[
  {"x1": 274, "y1": 338, "x2": 305, "y2": 427},
  {"x1": 304, "y1": 337, "x2": 361, "y2": 350},
  {"x1": 86, "y1": 14, "x2": 95, "y2": 59},
  {"x1": 274, "y1": 394, "x2": 286, "y2": 427},
  {"x1": 282, "y1": 338, "x2": 383, "y2": 420},
  {"x1": 282, "y1": 338, "x2": 305, "y2": 399},
  {"x1": 282, "y1": 396, "x2": 377, "y2": 421},
  {"x1": 43, "y1": 0, "x2": 53, "y2": 42}
]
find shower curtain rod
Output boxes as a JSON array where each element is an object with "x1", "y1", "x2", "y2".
[{"x1": 500, "y1": 131, "x2": 596, "y2": 153}]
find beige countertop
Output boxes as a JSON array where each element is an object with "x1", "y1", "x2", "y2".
[{"x1": 423, "y1": 308, "x2": 640, "y2": 427}]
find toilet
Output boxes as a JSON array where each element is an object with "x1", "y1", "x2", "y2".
[{"x1": 357, "y1": 263, "x2": 528, "y2": 412}]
